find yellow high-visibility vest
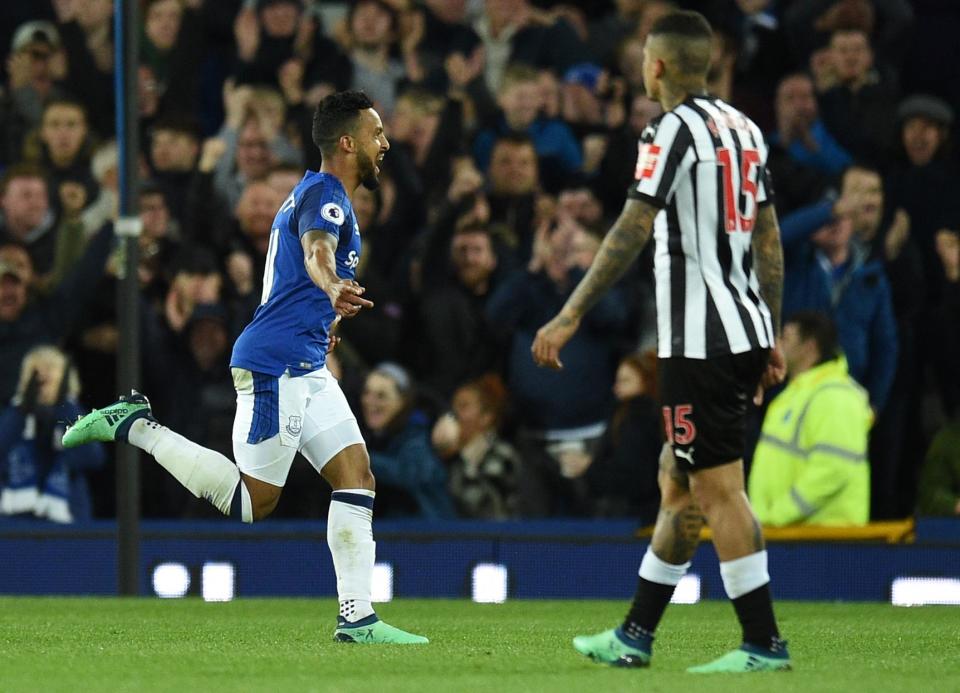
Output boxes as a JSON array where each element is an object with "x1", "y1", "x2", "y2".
[{"x1": 749, "y1": 357, "x2": 872, "y2": 526}]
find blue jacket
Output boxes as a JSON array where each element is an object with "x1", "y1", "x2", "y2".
[
  {"x1": 768, "y1": 120, "x2": 852, "y2": 176},
  {"x1": 368, "y1": 415, "x2": 454, "y2": 519},
  {"x1": 0, "y1": 402, "x2": 106, "y2": 522},
  {"x1": 474, "y1": 115, "x2": 582, "y2": 175},
  {"x1": 781, "y1": 200, "x2": 898, "y2": 410}
]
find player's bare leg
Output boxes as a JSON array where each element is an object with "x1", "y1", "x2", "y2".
[
  {"x1": 686, "y1": 460, "x2": 790, "y2": 673},
  {"x1": 318, "y1": 443, "x2": 428, "y2": 644},
  {"x1": 574, "y1": 445, "x2": 703, "y2": 666},
  {"x1": 240, "y1": 474, "x2": 282, "y2": 520}
]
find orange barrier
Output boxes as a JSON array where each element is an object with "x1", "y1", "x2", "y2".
[{"x1": 636, "y1": 518, "x2": 915, "y2": 544}]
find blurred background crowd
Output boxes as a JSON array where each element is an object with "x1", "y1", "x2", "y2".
[{"x1": 1, "y1": 0, "x2": 958, "y2": 525}]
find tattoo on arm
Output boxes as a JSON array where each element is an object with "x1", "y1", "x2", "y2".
[
  {"x1": 752, "y1": 205, "x2": 784, "y2": 335},
  {"x1": 562, "y1": 199, "x2": 659, "y2": 321}
]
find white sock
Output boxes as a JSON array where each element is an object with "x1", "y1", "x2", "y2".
[
  {"x1": 720, "y1": 550, "x2": 770, "y2": 599},
  {"x1": 639, "y1": 547, "x2": 691, "y2": 586},
  {"x1": 328, "y1": 489, "x2": 376, "y2": 623},
  {"x1": 128, "y1": 418, "x2": 242, "y2": 517}
]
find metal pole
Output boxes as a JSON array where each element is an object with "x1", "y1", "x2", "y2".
[{"x1": 115, "y1": 0, "x2": 142, "y2": 596}]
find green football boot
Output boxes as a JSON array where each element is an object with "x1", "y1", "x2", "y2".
[
  {"x1": 687, "y1": 642, "x2": 792, "y2": 673},
  {"x1": 61, "y1": 391, "x2": 155, "y2": 448},
  {"x1": 573, "y1": 628, "x2": 652, "y2": 668},
  {"x1": 333, "y1": 615, "x2": 429, "y2": 644}
]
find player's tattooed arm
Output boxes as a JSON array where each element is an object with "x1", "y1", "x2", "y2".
[
  {"x1": 562, "y1": 198, "x2": 658, "y2": 321},
  {"x1": 301, "y1": 230, "x2": 372, "y2": 317},
  {"x1": 751, "y1": 205, "x2": 784, "y2": 335},
  {"x1": 532, "y1": 198, "x2": 657, "y2": 369}
]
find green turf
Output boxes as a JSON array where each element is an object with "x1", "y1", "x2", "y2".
[{"x1": 1, "y1": 598, "x2": 957, "y2": 692}]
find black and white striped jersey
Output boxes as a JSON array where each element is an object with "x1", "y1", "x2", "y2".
[{"x1": 628, "y1": 95, "x2": 776, "y2": 360}]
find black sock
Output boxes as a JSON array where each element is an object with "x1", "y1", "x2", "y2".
[
  {"x1": 731, "y1": 583, "x2": 780, "y2": 650},
  {"x1": 622, "y1": 577, "x2": 676, "y2": 637}
]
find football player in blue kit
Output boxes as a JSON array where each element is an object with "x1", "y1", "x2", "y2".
[{"x1": 63, "y1": 91, "x2": 428, "y2": 644}]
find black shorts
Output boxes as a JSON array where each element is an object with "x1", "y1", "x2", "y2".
[{"x1": 658, "y1": 349, "x2": 769, "y2": 472}]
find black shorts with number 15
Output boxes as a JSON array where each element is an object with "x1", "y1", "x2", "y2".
[{"x1": 657, "y1": 349, "x2": 769, "y2": 472}]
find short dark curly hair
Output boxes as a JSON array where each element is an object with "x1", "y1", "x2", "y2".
[{"x1": 311, "y1": 90, "x2": 374, "y2": 156}]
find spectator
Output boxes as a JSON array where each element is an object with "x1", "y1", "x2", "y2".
[
  {"x1": 783, "y1": 0, "x2": 914, "y2": 81},
  {"x1": 414, "y1": 224, "x2": 505, "y2": 399},
  {"x1": 581, "y1": 0, "x2": 642, "y2": 66},
  {"x1": 389, "y1": 87, "x2": 465, "y2": 207},
  {"x1": 1, "y1": 21, "x2": 67, "y2": 165},
  {"x1": 473, "y1": 0, "x2": 587, "y2": 96},
  {"x1": 431, "y1": 373, "x2": 520, "y2": 519},
  {"x1": 213, "y1": 82, "x2": 300, "y2": 209},
  {"x1": 231, "y1": 178, "x2": 284, "y2": 271},
  {"x1": 233, "y1": 0, "x2": 304, "y2": 88},
  {"x1": 930, "y1": 229, "x2": 960, "y2": 418},
  {"x1": 583, "y1": 350, "x2": 662, "y2": 523},
  {"x1": 474, "y1": 63, "x2": 582, "y2": 190},
  {"x1": 24, "y1": 97, "x2": 98, "y2": 206},
  {"x1": 0, "y1": 345, "x2": 105, "y2": 522},
  {"x1": 596, "y1": 92, "x2": 662, "y2": 216},
  {"x1": 780, "y1": 187, "x2": 899, "y2": 412},
  {"x1": 360, "y1": 362, "x2": 454, "y2": 519},
  {"x1": 140, "y1": 0, "x2": 202, "y2": 118},
  {"x1": 136, "y1": 182, "x2": 182, "y2": 300},
  {"x1": 487, "y1": 218, "x2": 629, "y2": 517},
  {"x1": 80, "y1": 140, "x2": 118, "y2": 237},
  {"x1": 0, "y1": 164, "x2": 62, "y2": 275},
  {"x1": 52, "y1": 0, "x2": 115, "y2": 137},
  {"x1": 749, "y1": 311, "x2": 871, "y2": 526},
  {"x1": 148, "y1": 113, "x2": 202, "y2": 225},
  {"x1": 841, "y1": 162, "x2": 923, "y2": 518},
  {"x1": 141, "y1": 303, "x2": 235, "y2": 517},
  {"x1": 485, "y1": 132, "x2": 541, "y2": 265},
  {"x1": 916, "y1": 417, "x2": 960, "y2": 517},
  {"x1": 885, "y1": 95, "x2": 960, "y2": 298},
  {"x1": 768, "y1": 73, "x2": 852, "y2": 182},
  {"x1": 816, "y1": 27, "x2": 898, "y2": 162},
  {"x1": 411, "y1": 0, "x2": 481, "y2": 92},
  {"x1": 346, "y1": 0, "x2": 405, "y2": 117}
]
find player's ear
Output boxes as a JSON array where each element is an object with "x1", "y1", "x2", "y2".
[
  {"x1": 654, "y1": 58, "x2": 666, "y2": 80},
  {"x1": 340, "y1": 134, "x2": 356, "y2": 154}
]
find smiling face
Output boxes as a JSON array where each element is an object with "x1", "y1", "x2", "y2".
[
  {"x1": 361, "y1": 371, "x2": 406, "y2": 434},
  {"x1": 902, "y1": 116, "x2": 947, "y2": 167}
]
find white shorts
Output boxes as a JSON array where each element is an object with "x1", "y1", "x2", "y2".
[{"x1": 230, "y1": 366, "x2": 365, "y2": 486}]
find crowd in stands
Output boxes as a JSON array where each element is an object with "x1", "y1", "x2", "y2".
[{"x1": 1, "y1": 0, "x2": 958, "y2": 524}]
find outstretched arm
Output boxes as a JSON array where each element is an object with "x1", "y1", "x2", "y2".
[
  {"x1": 301, "y1": 230, "x2": 373, "y2": 318},
  {"x1": 531, "y1": 198, "x2": 659, "y2": 369}
]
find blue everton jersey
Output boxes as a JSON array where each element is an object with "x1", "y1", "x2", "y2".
[{"x1": 231, "y1": 171, "x2": 360, "y2": 377}]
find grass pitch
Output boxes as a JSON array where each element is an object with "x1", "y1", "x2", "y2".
[{"x1": 1, "y1": 598, "x2": 957, "y2": 692}]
